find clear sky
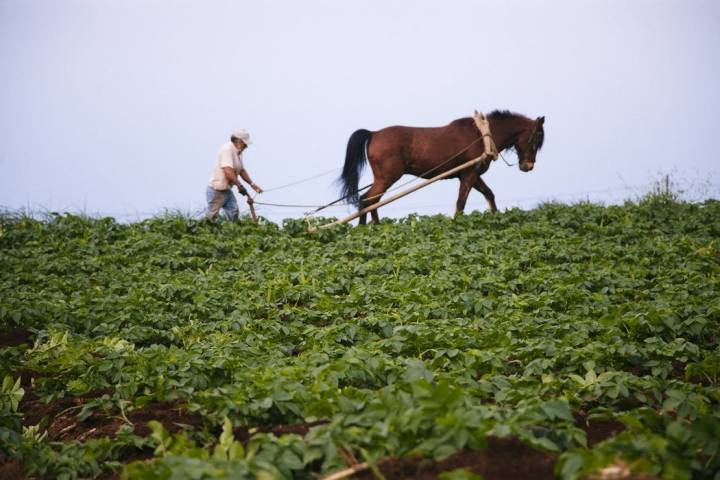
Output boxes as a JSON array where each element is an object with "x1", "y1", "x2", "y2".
[{"x1": 1, "y1": 0, "x2": 719, "y2": 223}]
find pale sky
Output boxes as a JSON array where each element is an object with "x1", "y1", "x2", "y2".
[{"x1": 1, "y1": 0, "x2": 719, "y2": 223}]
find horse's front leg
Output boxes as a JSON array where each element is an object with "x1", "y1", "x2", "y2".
[
  {"x1": 473, "y1": 176, "x2": 497, "y2": 213},
  {"x1": 455, "y1": 171, "x2": 478, "y2": 216}
]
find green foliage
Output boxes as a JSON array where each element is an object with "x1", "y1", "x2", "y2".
[
  {"x1": 637, "y1": 174, "x2": 684, "y2": 206},
  {"x1": 0, "y1": 376, "x2": 25, "y2": 458},
  {"x1": 439, "y1": 469, "x2": 484, "y2": 480},
  {"x1": 123, "y1": 420, "x2": 298, "y2": 479},
  {"x1": 557, "y1": 411, "x2": 720, "y2": 480},
  {"x1": 1, "y1": 201, "x2": 719, "y2": 478}
]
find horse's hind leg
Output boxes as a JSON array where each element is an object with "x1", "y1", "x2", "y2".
[
  {"x1": 473, "y1": 176, "x2": 497, "y2": 213},
  {"x1": 360, "y1": 179, "x2": 393, "y2": 225},
  {"x1": 370, "y1": 204, "x2": 380, "y2": 224},
  {"x1": 358, "y1": 191, "x2": 370, "y2": 225}
]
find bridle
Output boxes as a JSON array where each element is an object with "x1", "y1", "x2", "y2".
[
  {"x1": 501, "y1": 121, "x2": 543, "y2": 167},
  {"x1": 527, "y1": 120, "x2": 544, "y2": 152}
]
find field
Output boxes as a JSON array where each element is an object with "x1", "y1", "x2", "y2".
[{"x1": 1, "y1": 199, "x2": 719, "y2": 479}]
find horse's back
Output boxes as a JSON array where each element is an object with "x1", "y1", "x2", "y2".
[{"x1": 369, "y1": 120, "x2": 477, "y2": 170}]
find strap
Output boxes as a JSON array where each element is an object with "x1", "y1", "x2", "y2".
[{"x1": 472, "y1": 111, "x2": 499, "y2": 160}]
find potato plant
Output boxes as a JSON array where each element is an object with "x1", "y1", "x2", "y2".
[{"x1": 0, "y1": 200, "x2": 718, "y2": 479}]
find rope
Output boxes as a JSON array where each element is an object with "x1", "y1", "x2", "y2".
[
  {"x1": 253, "y1": 200, "x2": 346, "y2": 208},
  {"x1": 260, "y1": 167, "x2": 341, "y2": 193},
  {"x1": 254, "y1": 182, "x2": 663, "y2": 218},
  {"x1": 301, "y1": 183, "x2": 371, "y2": 216},
  {"x1": 248, "y1": 168, "x2": 358, "y2": 212},
  {"x1": 499, "y1": 151, "x2": 517, "y2": 167}
]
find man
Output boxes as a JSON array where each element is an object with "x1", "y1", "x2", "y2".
[{"x1": 206, "y1": 129, "x2": 264, "y2": 220}]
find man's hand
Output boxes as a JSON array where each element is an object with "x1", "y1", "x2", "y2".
[
  {"x1": 251, "y1": 183, "x2": 263, "y2": 194},
  {"x1": 236, "y1": 185, "x2": 248, "y2": 196}
]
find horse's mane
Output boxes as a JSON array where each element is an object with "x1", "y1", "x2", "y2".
[
  {"x1": 487, "y1": 110, "x2": 544, "y2": 150},
  {"x1": 451, "y1": 111, "x2": 543, "y2": 149},
  {"x1": 452, "y1": 110, "x2": 525, "y2": 125},
  {"x1": 488, "y1": 110, "x2": 523, "y2": 120}
]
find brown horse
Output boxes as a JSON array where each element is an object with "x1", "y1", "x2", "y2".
[{"x1": 338, "y1": 110, "x2": 545, "y2": 224}]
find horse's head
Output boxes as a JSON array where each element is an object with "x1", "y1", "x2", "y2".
[{"x1": 515, "y1": 116, "x2": 545, "y2": 172}]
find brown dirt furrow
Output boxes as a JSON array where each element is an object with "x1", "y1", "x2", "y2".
[
  {"x1": 0, "y1": 329, "x2": 33, "y2": 348},
  {"x1": 233, "y1": 420, "x2": 328, "y2": 442},
  {"x1": 353, "y1": 436, "x2": 557, "y2": 480}
]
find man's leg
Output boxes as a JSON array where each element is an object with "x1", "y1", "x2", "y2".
[
  {"x1": 206, "y1": 186, "x2": 226, "y2": 219},
  {"x1": 222, "y1": 190, "x2": 239, "y2": 220}
]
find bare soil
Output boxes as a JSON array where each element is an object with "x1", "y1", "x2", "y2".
[
  {"x1": 21, "y1": 388, "x2": 202, "y2": 442},
  {"x1": 13, "y1": 380, "x2": 636, "y2": 480},
  {"x1": 574, "y1": 411, "x2": 626, "y2": 447},
  {"x1": 22, "y1": 388, "x2": 113, "y2": 428},
  {"x1": 353, "y1": 437, "x2": 556, "y2": 480},
  {"x1": 233, "y1": 420, "x2": 327, "y2": 442},
  {"x1": 353, "y1": 413, "x2": 629, "y2": 479},
  {"x1": 0, "y1": 329, "x2": 33, "y2": 348},
  {"x1": 0, "y1": 459, "x2": 24, "y2": 480}
]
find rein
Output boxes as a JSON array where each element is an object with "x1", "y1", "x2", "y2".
[{"x1": 499, "y1": 151, "x2": 517, "y2": 167}]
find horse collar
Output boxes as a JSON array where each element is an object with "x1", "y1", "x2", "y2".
[{"x1": 472, "y1": 111, "x2": 499, "y2": 161}]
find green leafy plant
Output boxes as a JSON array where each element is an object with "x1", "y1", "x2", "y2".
[
  {"x1": 1, "y1": 201, "x2": 719, "y2": 478},
  {"x1": 0, "y1": 375, "x2": 24, "y2": 458}
]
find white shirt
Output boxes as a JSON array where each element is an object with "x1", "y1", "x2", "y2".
[{"x1": 208, "y1": 142, "x2": 244, "y2": 190}]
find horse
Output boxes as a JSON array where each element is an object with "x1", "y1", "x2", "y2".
[{"x1": 338, "y1": 110, "x2": 545, "y2": 224}]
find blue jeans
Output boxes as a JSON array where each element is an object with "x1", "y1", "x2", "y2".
[{"x1": 206, "y1": 186, "x2": 239, "y2": 220}]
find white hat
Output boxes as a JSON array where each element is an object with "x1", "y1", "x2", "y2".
[{"x1": 231, "y1": 129, "x2": 252, "y2": 145}]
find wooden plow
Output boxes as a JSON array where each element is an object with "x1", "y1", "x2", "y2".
[
  {"x1": 247, "y1": 200, "x2": 258, "y2": 224},
  {"x1": 308, "y1": 111, "x2": 498, "y2": 232}
]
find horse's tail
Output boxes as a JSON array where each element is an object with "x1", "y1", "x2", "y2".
[{"x1": 338, "y1": 129, "x2": 372, "y2": 207}]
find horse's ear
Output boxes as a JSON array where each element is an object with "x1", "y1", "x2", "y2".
[{"x1": 536, "y1": 116, "x2": 545, "y2": 125}]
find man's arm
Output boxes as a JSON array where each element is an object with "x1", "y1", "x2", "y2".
[
  {"x1": 222, "y1": 167, "x2": 251, "y2": 201},
  {"x1": 239, "y1": 168, "x2": 263, "y2": 193}
]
